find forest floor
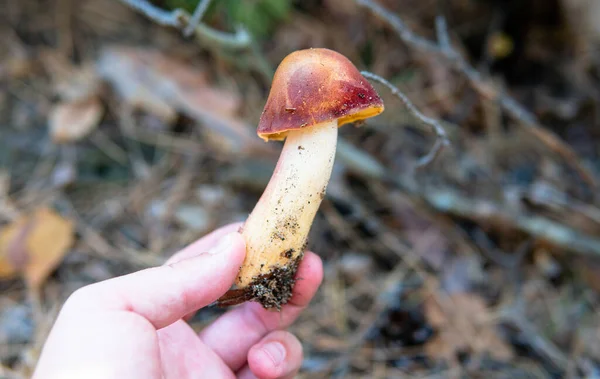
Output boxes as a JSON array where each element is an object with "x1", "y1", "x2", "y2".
[{"x1": 1, "y1": 0, "x2": 600, "y2": 377}]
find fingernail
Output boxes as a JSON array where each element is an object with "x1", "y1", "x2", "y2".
[
  {"x1": 261, "y1": 342, "x2": 286, "y2": 367},
  {"x1": 207, "y1": 232, "x2": 237, "y2": 255}
]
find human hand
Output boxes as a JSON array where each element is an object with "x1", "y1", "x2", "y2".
[{"x1": 32, "y1": 223, "x2": 323, "y2": 379}]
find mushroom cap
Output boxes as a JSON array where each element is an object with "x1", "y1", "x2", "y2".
[{"x1": 257, "y1": 48, "x2": 384, "y2": 141}]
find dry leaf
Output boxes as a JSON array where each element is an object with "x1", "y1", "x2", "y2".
[
  {"x1": 95, "y1": 46, "x2": 264, "y2": 153},
  {"x1": 40, "y1": 51, "x2": 104, "y2": 144},
  {"x1": 96, "y1": 47, "x2": 179, "y2": 123},
  {"x1": 0, "y1": 207, "x2": 75, "y2": 288},
  {"x1": 178, "y1": 87, "x2": 242, "y2": 119},
  {"x1": 424, "y1": 292, "x2": 513, "y2": 363},
  {"x1": 96, "y1": 47, "x2": 214, "y2": 121},
  {"x1": 49, "y1": 97, "x2": 103, "y2": 143},
  {"x1": 39, "y1": 51, "x2": 102, "y2": 101}
]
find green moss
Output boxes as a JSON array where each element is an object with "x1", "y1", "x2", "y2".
[{"x1": 227, "y1": 0, "x2": 292, "y2": 38}]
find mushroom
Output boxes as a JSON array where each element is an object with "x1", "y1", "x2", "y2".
[{"x1": 218, "y1": 48, "x2": 384, "y2": 309}]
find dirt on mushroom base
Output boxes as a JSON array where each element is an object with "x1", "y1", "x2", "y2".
[
  {"x1": 245, "y1": 222, "x2": 309, "y2": 309},
  {"x1": 218, "y1": 251, "x2": 304, "y2": 310},
  {"x1": 248, "y1": 250, "x2": 304, "y2": 309}
]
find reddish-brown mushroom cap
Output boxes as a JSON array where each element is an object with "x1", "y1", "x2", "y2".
[{"x1": 257, "y1": 48, "x2": 384, "y2": 141}]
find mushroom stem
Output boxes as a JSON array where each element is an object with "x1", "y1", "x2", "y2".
[{"x1": 234, "y1": 119, "x2": 338, "y2": 308}]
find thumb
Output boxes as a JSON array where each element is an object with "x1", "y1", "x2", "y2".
[{"x1": 66, "y1": 231, "x2": 246, "y2": 329}]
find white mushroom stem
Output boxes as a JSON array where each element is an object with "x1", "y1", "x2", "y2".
[{"x1": 236, "y1": 119, "x2": 338, "y2": 288}]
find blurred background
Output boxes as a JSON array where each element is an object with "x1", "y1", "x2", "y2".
[{"x1": 1, "y1": 0, "x2": 600, "y2": 377}]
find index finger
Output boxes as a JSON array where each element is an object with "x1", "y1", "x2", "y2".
[
  {"x1": 66, "y1": 230, "x2": 246, "y2": 329},
  {"x1": 166, "y1": 222, "x2": 244, "y2": 265}
]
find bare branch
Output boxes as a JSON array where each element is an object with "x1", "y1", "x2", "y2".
[
  {"x1": 361, "y1": 71, "x2": 450, "y2": 168},
  {"x1": 119, "y1": 0, "x2": 251, "y2": 49},
  {"x1": 356, "y1": 0, "x2": 439, "y2": 52},
  {"x1": 120, "y1": 0, "x2": 180, "y2": 27},
  {"x1": 435, "y1": 15, "x2": 451, "y2": 52},
  {"x1": 356, "y1": 0, "x2": 597, "y2": 188},
  {"x1": 335, "y1": 140, "x2": 600, "y2": 259},
  {"x1": 184, "y1": 0, "x2": 212, "y2": 36}
]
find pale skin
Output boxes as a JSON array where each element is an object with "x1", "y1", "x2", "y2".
[{"x1": 32, "y1": 222, "x2": 323, "y2": 379}]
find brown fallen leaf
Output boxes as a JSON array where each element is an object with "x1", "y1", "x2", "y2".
[
  {"x1": 49, "y1": 96, "x2": 104, "y2": 143},
  {"x1": 95, "y1": 46, "x2": 267, "y2": 154},
  {"x1": 0, "y1": 207, "x2": 75, "y2": 288},
  {"x1": 39, "y1": 50, "x2": 102, "y2": 102},
  {"x1": 424, "y1": 291, "x2": 513, "y2": 363},
  {"x1": 96, "y1": 47, "x2": 179, "y2": 123}
]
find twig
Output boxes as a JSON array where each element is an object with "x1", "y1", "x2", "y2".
[
  {"x1": 361, "y1": 71, "x2": 450, "y2": 168},
  {"x1": 55, "y1": 195, "x2": 162, "y2": 266},
  {"x1": 332, "y1": 264, "x2": 406, "y2": 377},
  {"x1": 118, "y1": 0, "x2": 250, "y2": 49},
  {"x1": 120, "y1": 0, "x2": 180, "y2": 27},
  {"x1": 435, "y1": 15, "x2": 451, "y2": 52},
  {"x1": 184, "y1": 0, "x2": 212, "y2": 36},
  {"x1": 334, "y1": 137, "x2": 600, "y2": 259},
  {"x1": 357, "y1": 0, "x2": 439, "y2": 52},
  {"x1": 116, "y1": 105, "x2": 151, "y2": 179},
  {"x1": 425, "y1": 188, "x2": 600, "y2": 258},
  {"x1": 499, "y1": 309, "x2": 568, "y2": 369},
  {"x1": 356, "y1": 0, "x2": 598, "y2": 188}
]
